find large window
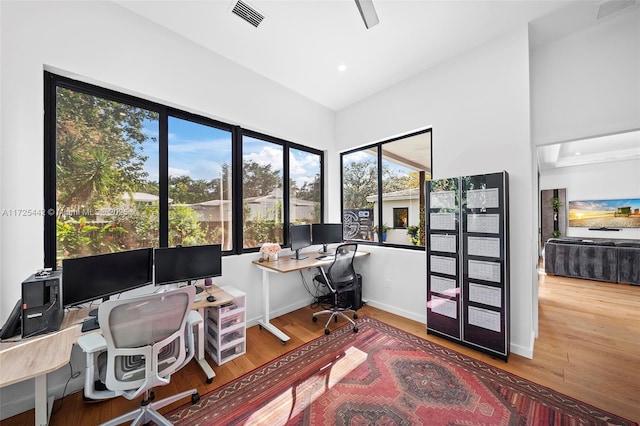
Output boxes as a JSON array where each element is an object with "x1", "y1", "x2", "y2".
[
  {"x1": 341, "y1": 129, "x2": 431, "y2": 248},
  {"x1": 289, "y1": 147, "x2": 321, "y2": 225},
  {"x1": 242, "y1": 135, "x2": 284, "y2": 248},
  {"x1": 168, "y1": 116, "x2": 233, "y2": 249},
  {"x1": 240, "y1": 132, "x2": 323, "y2": 249},
  {"x1": 44, "y1": 72, "x2": 323, "y2": 267},
  {"x1": 342, "y1": 148, "x2": 378, "y2": 241},
  {"x1": 53, "y1": 86, "x2": 160, "y2": 260}
]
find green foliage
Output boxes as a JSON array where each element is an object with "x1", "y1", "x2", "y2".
[
  {"x1": 169, "y1": 175, "x2": 213, "y2": 204},
  {"x1": 551, "y1": 197, "x2": 562, "y2": 211},
  {"x1": 406, "y1": 225, "x2": 419, "y2": 236},
  {"x1": 169, "y1": 205, "x2": 208, "y2": 246},
  {"x1": 56, "y1": 88, "x2": 157, "y2": 213},
  {"x1": 56, "y1": 216, "x2": 127, "y2": 260},
  {"x1": 342, "y1": 160, "x2": 378, "y2": 209},
  {"x1": 243, "y1": 160, "x2": 282, "y2": 198},
  {"x1": 552, "y1": 230, "x2": 562, "y2": 238}
]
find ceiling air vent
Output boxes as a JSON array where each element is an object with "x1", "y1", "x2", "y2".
[
  {"x1": 595, "y1": 0, "x2": 637, "y2": 20},
  {"x1": 231, "y1": 0, "x2": 265, "y2": 28}
]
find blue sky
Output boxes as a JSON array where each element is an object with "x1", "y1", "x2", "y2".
[{"x1": 140, "y1": 118, "x2": 319, "y2": 186}]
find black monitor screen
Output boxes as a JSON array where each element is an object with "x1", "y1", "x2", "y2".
[
  {"x1": 312, "y1": 223, "x2": 344, "y2": 247},
  {"x1": 62, "y1": 248, "x2": 153, "y2": 307},
  {"x1": 154, "y1": 244, "x2": 222, "y2": 286},
  {"x1": 290, "y1": 224, "x2": 311, "y2": 252}
]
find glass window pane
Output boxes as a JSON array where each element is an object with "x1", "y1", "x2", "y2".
[
  {"x1": 55, "y1": 87, "x2": 159, "y2": 263},
  {"x1": 289, "y1": 148, "x2": 321, "y2": 225},
  {"x1": 381, "y1": 133, "x2": 431, "y2": 246},
  {"x1": 342, "y1": 148, "x2": 378, "y2": 241},
  {"x1": 242, "y1": 136, "x2": 284, "y2": 248},
  {"x1": 168, "y1": 117, "x2": 233, "y2": 249}
]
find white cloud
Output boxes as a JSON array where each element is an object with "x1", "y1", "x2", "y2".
[
  {"x1": 244, "y1": 146, "x2": 283, "y2": 171},
  {"x1": 168, "y1": 167, "x2": 190, "y2": 177}
]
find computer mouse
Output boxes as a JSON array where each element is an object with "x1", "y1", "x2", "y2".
[{"x1": 207, "y1": 295, "x2": 216, "y2": 303}]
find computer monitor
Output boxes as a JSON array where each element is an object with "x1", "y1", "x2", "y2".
[
  {"x1": 154, "y1": 244, "x2": 222, "y2": 288},
  {"x1": 62, "y1": 247, "x2": 154, "y2": 308},
  {"x1": 62, "y1": 247, "x2": 154, "y2": 331},
  {"x1": 312, "y1": 223, "x2": 344, "y2": 254},
  {"x1": 290, "y1": 224, "x2": 311, "y2": 260}
]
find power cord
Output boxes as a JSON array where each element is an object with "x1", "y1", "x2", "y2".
[{"x1": 51, "y1": 360, "x2": 81, "y2": 416}]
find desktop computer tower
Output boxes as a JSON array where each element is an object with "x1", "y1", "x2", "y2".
[
  {"x1": 336, "y1": 274, "x2": 363, "y2": 310},
  {"x1": 21, "y1": 270, "x2": 63, "y2": 338}
]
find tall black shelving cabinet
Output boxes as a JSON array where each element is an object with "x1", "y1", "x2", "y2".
[{"x1": 426, "y1": 171, "x2": 510, "y2": 360}]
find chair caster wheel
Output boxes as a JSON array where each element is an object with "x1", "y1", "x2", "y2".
[
  {"x1": 353, "y1": 313, "x2": 358, "y2": 319},
  {"x1": 258, "y1": 324, "x2": 262, "y2": 329},
  {"x1": 206, "y1": 377, "x2": 213, "y2": 384},
  {"x1": 334, "y1": 317, "x2": 338, "y2": 323},
  {"x1": 312, "y1": 316, "x2": 318, "y2": 322},
  {"x1": 281, "y1": 340, "x2": 286, "y2": 345},
  {"x1": 191, "y1": 392, "x2": 200, "y2": 404},
  {"x1": 353, "y1": 326, "x2": 358, "y2": 333},
  {"x1": 324, "y1": 328, "x2": 330, "y2": 335}
]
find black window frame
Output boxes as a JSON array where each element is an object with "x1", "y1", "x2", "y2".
[
  {"x1": 340, "y1": 128, "x2": 432, "y2": 250},
  {"x1": 44, "y1": 72, "x2": 324, "y2": 268}
]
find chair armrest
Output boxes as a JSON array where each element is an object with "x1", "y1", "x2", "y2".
[
  {"x1": 77, "y1": 332, "x2": 107, "y2": 354},
  {"x1": 188, "y1": 310, "x2": 203, "y2": 326}
]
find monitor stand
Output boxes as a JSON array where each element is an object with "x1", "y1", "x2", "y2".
[
  {"x1": 318, "y1": 244, "x2": 335, "y2": 256},
  {"x1": 291, "y1": 249, "x2": 307, "y2": 260},
  {"x1": 188, "y1": 280, "x2": 204, "y2": 294}
]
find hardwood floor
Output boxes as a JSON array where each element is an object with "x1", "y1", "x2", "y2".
[{"x1": 2, "y1": 270, "x2": 639, "y2": 425}]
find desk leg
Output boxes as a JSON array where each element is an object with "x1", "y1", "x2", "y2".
[
  {"x1": 34, "y1": 374, "x2": 52, "y2": 426},
  {"x1": 257, "y1": 269, "x2": 290, "y2": 343},
  {"x1": 194, "y1": 307, "x2": 216, "y2": 383}
]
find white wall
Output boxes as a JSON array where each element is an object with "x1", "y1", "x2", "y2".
[
  {"x1": 531, "y1": 9, "x2": 640, "y2": 146},
  {"x1": 0, "y1": 0, "x2": 334, "y2": 321},
  {"x1": 336, "y1": 27, "x2": 535, "y2": 357},
  {"x1": 0, "y1": 1, "x2": 334, "y2": 419},
  {"x1": 540, "y1": 158, "x2": 640, "y2": 240}
]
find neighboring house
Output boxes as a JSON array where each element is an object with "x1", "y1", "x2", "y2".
[
  {"x1": 367, "y1": 188, "x2": 422, "y2": 244},
  {"x1": 244, "y1": 189, "x2": 318, "y2": 223}
]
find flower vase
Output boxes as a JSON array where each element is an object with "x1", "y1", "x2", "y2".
[{"x1": 269, "y1": 253, "x2": 279, "y2": 261}]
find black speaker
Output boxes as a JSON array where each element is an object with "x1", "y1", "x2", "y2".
[{"x1": 21, "y1": 270, "x2": 63, "y2": 338}]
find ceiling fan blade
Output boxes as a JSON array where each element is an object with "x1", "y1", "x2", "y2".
[{"x1": 355, "y1": 0, "x2": 380, "y2": 29}]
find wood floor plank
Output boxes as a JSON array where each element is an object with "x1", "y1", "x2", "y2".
[{"x1": 1, "y1": 270, "x2": 638, "y2": 424}]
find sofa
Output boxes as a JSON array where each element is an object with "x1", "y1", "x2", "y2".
[{"x1": 544, "y1": 237, "x2": 640, "y2": 285}]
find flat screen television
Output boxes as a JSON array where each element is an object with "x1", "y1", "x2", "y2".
[
  {"x1": 312, "y1": 223, "x2": 344, "y2": 254},
  {"x1": 62, "y1": 247, "x2": 154, "y2": 308},
  {"x1": 290, "y1": 224, "x2": 311, "y2": 260},
  {"x1": 568, "y1": 198, "x2": 640, "y2": 229},
  {"x1": 154, "y1": 244, "x2": 222, "y2": 287}
]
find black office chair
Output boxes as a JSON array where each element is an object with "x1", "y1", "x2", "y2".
[{"x1": 312, "y1": 243, "x2": 359, "y2": 335}]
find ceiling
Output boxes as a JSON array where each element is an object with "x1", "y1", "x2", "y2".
[
  {"x1": 114, "y1": 0, "x2": 590, "y2": 111},
  {"x1": 538, "y1": 130, "x2": 640, "y2": 171},
  {"x1": 112, "y1": 0, "x2": 638, "y2": 169}
]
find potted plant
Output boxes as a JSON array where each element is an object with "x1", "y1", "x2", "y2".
[
  {"x1": 373, "y1": 224, "x2": 389, "y2": 242},
  {"x1": 407, "y1": 225, "x2": 419, "y2": 245}
]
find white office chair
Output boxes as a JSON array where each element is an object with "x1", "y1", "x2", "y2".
[{"x1": 77, "y1": 286, "x2": 201, "y2": 426}]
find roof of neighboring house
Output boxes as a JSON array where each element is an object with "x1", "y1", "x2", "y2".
[
  {"x1": 189, "y1": 200, "x2": 232, "y2": 207},
  {"x1": 121, "y1": 192, "x2": 173, "y2": 203},
  {"x1": 366, "y1": 187, "x2": 421, "y2": 203},
  {"x1": 245, "y1": 189, "x2": 316, "y2": 206}
]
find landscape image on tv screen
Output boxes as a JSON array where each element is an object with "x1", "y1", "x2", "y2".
[{"x1": 568, "y1": 198, "x2": 640, "y2": 228}]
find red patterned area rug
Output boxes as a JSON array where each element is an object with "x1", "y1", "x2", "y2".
[{"x1": 168, "y1": 317, "x2": 636, "y2": 426}]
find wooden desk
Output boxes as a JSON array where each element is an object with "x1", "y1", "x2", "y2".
[
  {"x1": 251, "y1": 250, "x2": 369, "y2": 343},
  {"x1": 0, "y1": 284, "x2": 234, "y2": 425}
]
